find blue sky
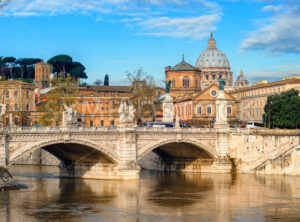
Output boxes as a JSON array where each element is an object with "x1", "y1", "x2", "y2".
[{"x1": 1, "y1": 0, "x2": 300, "y2": 86}]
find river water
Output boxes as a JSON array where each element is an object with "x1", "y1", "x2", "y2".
[{"x1": 1, "y1": 165, "x2": 300, "y2": 222}]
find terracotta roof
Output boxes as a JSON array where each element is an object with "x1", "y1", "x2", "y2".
[
  {"x1": 231, "y1": 79, "x2": 300, "y2": 94},
  {"x1": 168, "y1": 57, "x2": 200, "y2": 72},
  {"x1": 0, "y1": 80, "x2": 34, "y2": 86},
  {"x1": 87, "y1": 85, "x2": 132, "y2": 93}
]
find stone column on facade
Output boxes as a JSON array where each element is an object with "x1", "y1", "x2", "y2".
[
  {"x1": 163, "y1": 93, "x2": 174, "y2": 123},
  {"x1": 214, "y1": 90, "x2": 229, "y2": 129},
  {"x1": 0, "y1": 136, "x2": 7, "y2": 167}
]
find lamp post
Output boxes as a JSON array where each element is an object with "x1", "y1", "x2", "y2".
[{"x1": 268, "y1": 101, "x2": 272, "y2": 129}]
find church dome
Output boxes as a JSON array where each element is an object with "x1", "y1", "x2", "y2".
[{"x1": 195, "y1": 33, "x2": 230, "y2": 69}]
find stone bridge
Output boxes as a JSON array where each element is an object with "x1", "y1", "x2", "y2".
[{"x1": 0, "y1": 127, "x2": 299, "y2": 179}]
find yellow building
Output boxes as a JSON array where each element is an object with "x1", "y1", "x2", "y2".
[
  {"x1": 0, "y1": 81, "x2": 36, "y2": 126},
  {"x1": 230, "y1": 79, "x2": 300, "y2": 123}
]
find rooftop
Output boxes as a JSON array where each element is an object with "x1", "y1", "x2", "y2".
[
  {"x1": 87, "y1": 85, "x2": 132, "y2": 93},
  {"x1": 231, "y1": 79, "x2": 300, "y2": 94},
  {"x1": 168, "y1": 56, "x2": 200, "y2": 72}
]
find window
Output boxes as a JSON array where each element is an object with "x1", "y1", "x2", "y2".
[
  {"x1": 207, "y1": 105, "x2": 212, "y2": 115},
  {"x1": 90, "y1": 120, "x2": 93, "y2": 126},
  {"x1": 101, "y1": 120, "x2": 104, "y2": 127},
  {"x1": 196, "y1": 106, "x2": 202, "y2": 114},
  {"x1": 26, "y1": 90, "x2": 29, "y2": 98},
  {"x1": 195, "y1": 78, "x2": 198, "y2": 87},
  {"x1": 14, "y1": 91, "x2": 18, "y2": 98},
  {"x1": 111, "y1": 120, "x2": 115, "y2": 126},
  {"x1": 227, "y1": 105, "x2": 232, "y2": 114},
  {"x1": 171, "y1": 78, "x2": 175, "y2": 87},
  {"x1": 183, "y1": 77, "x2": 189, "y2": 87},
  {"x1": 26, "y1": 104, "x2": 30, "y2": 111},
  {"x1": 14, "y1": 104, "x2": 18, "y2": 111},
  {"x1": 205, "y1": 75, "x2": 209, "y2": 80},
  {"x1": 212, "y1": 75, "x2": 216, "y2": 80},
  {"x1": 5, "y1": 90, "x2": 9, "y2": 98}
]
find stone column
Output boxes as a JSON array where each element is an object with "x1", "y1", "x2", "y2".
[
  {"x1": 214, "y1": 90, "x2": 228, "y2": 129},
  {"x1": 163, "y1": 93, "x2": 174, "y2": 123}
]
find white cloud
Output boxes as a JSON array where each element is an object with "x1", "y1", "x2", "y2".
[
  {"x1": 241, "y1": 4, "x2": 300, "y2": 53},
  {"x1": 2, "y1": 0, "x2": 221, "y2": 40},
  {"x1": 3, "y1": 0, "x2": 220, "y2": 16},
  {"x1": 261, "y1": 4, "x2": 283, "y2": 12},
  {"x1": 133, "y1": 14, "x2": 221, "y2": 39}
]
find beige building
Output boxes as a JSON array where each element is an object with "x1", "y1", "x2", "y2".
[
  {"x1": 0, "y1": 81, "x2": 36, "y2": 126},
  {"x1": 230, "y1": 79, "x2": 300, "y2": 123}
]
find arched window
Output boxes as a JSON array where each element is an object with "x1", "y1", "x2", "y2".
[
  {"x1": 195, "y1": 78, "x2": 199, "y2": 87},
  {"x1": 183, "y1": 77, "x2": 189, "y2": 87},
  {"x1": 171, "y1": 78, "x2": 175, "y2": 87}
]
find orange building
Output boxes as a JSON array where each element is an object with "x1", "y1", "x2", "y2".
[{"x1": 165, "y1": 56, "x2": 202, "y2": 99}]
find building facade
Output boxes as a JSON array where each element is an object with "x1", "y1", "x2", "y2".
[
  {"x1": 0, "y1": 81, "x2": 36, "y2": 126},
  {"x1": 173, "y1": 85, "x2": 236, "y2": 126},
  {"x1": 230, "y1": 79, "x2": 300, "y2": 123},
  {"x1": 34, "y1": 60, "x2": 51, "y2": 90}
]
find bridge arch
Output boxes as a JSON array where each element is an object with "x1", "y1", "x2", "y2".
[
  {"x1": 138, "y1": 138, "x2": 218, "y2": 161},
  {"x1": 9, "y1": 139, "x2": 118, "y2": 166}
]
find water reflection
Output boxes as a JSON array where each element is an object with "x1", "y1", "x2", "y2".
[{"x1": 1, "y1": 166, "x2": 300, "y2": 222}]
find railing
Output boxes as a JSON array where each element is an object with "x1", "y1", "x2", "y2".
[
  {"x1": 249, "y1": 128, "x2": 300, "y2": 135},
  {"x1": 2, "y1": 126, "x2": 299, "y2": 135}
]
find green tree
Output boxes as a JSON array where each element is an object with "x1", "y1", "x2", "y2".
[
  {"x1": 263, "y1": 89, "x2": 300, "y2": 129},
  {"x1": 104, "y1": 74, "x2": 109, "y2": 86},
  {"x1": 2, "y1": 56, "x2": 16, "y2": 79},
  {"x1": 38, "y1": 77, "x2": 79, "y2": 126},
  {"x1": 47, "y1": 54, "x2": 72, "y2": 78},
  {"x1": 16, "y1": 58, "x2": 41, "y2": 79},
  {"x1": 127, "y1": 68, "x2": 162, "y2": 122},
  {"x1": 48, "y1": 55, "x2": 88, "y2": 79},
  {"x1": 94, "y1": 79, "x2": 103, "y2": 85}
]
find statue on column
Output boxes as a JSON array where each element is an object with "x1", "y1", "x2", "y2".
[
  {"x1": 217, "y1": 77, "x2": 228, "y2": 90},
  {"x1": 118, "y1": 100, "x2": 135, "y2": 126},
  {"x1": 215, "y1": 78, "x2": 229, "y2": 128},
  {"x1": 62, "y1": 105, "x2": 79, "y2": 127}
]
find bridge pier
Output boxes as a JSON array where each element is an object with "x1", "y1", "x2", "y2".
[
  {"x1": 59, "y1": 162, "x2": 139, "y2": 180},
  {"x1": 211, "y1": 130, "x2": 232, "y2": 173}
]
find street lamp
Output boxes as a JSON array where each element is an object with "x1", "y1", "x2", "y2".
[{"x1": 268, "y1": 101, "x2": 272, "y2": 129}]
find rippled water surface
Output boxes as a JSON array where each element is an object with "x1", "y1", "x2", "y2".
[{"x1": 1, "y1": 165, "x2": 300, "y2": 222}]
